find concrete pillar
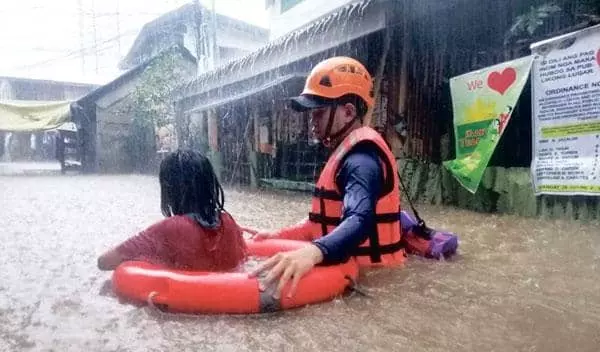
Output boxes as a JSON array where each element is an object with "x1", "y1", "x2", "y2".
[
  {"x1": 248, "y1": 111, "x2": 259, "y2": 188},
  {"x1": 174, "y1": 102, "x2": 186, "y2": 149},
  {"x1": 199, "y1": 112, "x2": 207, "y2": 142},
  {"x1": 248, "y1": 147, "x2": 258, "y2": 188},
  {"x1": 207, "y1": 109, "x2": 222, "y2": 180},
  {"x1": 190, "y1": 111, "x2": 202, "y2": 130},
  {"x1": 189, "y1": 111, "x2": 203, "y2": 151},
  {"x1": 207, "y1": 109, "x2": 218, "y2": 151},
  {"x1": 253, "y1": 111, "x2": 260, "y2": 152},
  {"x1": 199, "y1": 111, "x2": 209, "y2": 153}
]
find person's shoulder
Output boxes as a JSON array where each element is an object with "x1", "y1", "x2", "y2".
[
  {"x1": 343, "y1": 142, "x2": 381, "y2": 168},
  {"x1": 134, "y1": 215, "x2": 196, "y2": 240},
  {"x1": 161, "y1": 214, "x2": 192, "y2": 223},
  {"x1": 219, "y1": 211, "x2": 241, "y2": 230},
  {"x1": 351, "y1": 140, "x2": 382, "y2": 156},
  {"x1": 155, "y1": 215, "x2": 200, "y2": 231},
  {"x1": 336, "y1": 141, "x2": 382, "y2": 187}
]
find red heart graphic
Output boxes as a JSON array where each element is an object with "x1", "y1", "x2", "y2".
[
  {"x1": 596, "y1": 48, "x2": 600, "y2": 67},
  {"x1": 487, "y1": 67, "x2": 517, "y2": 95}
]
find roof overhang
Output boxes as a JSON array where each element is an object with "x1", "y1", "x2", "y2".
[
  {"x1": 178, "y1": 0, "x2": 389, "y2": 101},
  {"x1": 186, "y1": 73, "x2": 306, "y2": 114}
]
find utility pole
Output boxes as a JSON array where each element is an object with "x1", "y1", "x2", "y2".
[
  {"x1": 77, "y1": 0, "x2": 85, "y2": 75},
  {"x1": 116, "y1": 0, "x2": 122, "y2": 56},
  {"x1": 91, "y1": 0, "x2": 99, "y2": 74},
  {"x1": 211, "y1": 0, "x2": 219, "y2": 68},
  {"x1": 192, "y1": 0, "x2": 206, "y2": 72}
]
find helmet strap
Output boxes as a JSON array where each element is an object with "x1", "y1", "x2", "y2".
[
  {"x1": 321, "y1": 104, "x2": 361, "y2": 148},
  {"x1": 323, "y1": 105, "x2": 360, "y2": 148},
  {"x1": 329, "y1": 118, "x2": 358, "y2": 144},
  {"x1": 322, "y1": 105, "x2": 337, "y2": 148}
]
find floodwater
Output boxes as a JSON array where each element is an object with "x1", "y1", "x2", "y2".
[{"x1": 1, "y1": 174, "x2": 600, "y2": 352}]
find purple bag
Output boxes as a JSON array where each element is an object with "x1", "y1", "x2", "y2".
[{"x1": 399, "y1": 211, "x2": 459, "y2": 260}]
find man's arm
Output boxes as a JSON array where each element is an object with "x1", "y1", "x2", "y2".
[
  {"x1": 312, "y1": 145, "x2": 382, "y2": 264},
  {"x1": 252, "y1": 217, "x2": 315, "y2": 241},
  {"x1": 274, "y1": 218, "x2": 315, "y2": 241}
]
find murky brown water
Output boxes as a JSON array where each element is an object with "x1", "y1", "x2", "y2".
[{"x1": 1, "y1": 174, "x2": 600, "y2": 351}]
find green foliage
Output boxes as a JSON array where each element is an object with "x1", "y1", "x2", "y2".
[
  {"x1": 505, "y1": 3, "x2": 562, "y2": 44},
  {"x1": 129, "y1": 51, "x2": 187, "y2": 129},
  {"x1": 576, "y1": 0, "x2": 600, "y2": 22},
  {"x1": 121, "y1": 51, "x2": 189, "y2": 172},
  {"x1": 505, "y1": 1, "x2": 600, "y2": 45}
]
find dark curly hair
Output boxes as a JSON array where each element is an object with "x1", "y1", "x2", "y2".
[{"x1": 159, "y1": 149, "x2": 225, "y2": 226}]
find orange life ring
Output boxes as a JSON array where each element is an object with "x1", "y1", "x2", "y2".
[{"x1": 111, "y1": 239, "x2": 359, "y2": 314}]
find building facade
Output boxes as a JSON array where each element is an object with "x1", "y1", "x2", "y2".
[
  {"x1": 74, "y1": 46, "x2": 197, "y2": 173},
  {"x1": 0, "y1": 77, "x2": 97, "y2": 163},
  {"x1": 175, "y1": 0, "x2": 600, "y2": 220},
  {"x1": 119, "y1": 3, "x2": 269, "y2": 74},
  {"x1": 265, "y1": 0, "x2": 356, "y2": 40}
]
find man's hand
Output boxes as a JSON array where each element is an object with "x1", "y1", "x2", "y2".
[
  {"x1": 240, "y1": 227, "x2": 280, "y2": 241},
  {"x1": 252, "y1": 231, "x2": 280, "y2": 241},
  {"x1": 248, "y1": 244, "x2": 324, "y2": 298}
]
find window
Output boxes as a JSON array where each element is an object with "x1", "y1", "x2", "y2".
[{"x1": 281, "y1": 0, "x2": 303, "y2": 13}]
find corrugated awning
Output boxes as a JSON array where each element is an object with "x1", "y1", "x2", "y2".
[
  {"x1": 178, "y1": 0, "x2": 388, "y2": 101},
  {"x1": 187, "y1": 73, "x2": 306, "y2": 114}
]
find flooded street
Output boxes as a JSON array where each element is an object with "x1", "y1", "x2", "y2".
[{"x1": 1, "y1": 174, "x2": 600, "y2": 352}]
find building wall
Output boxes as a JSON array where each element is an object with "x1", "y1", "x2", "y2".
[
  {"x1": 180, "y1": 0, "x2": 600, "y2": 219},
  {"x1": 378, "y1": 0, "x2": 595, "y2": 165},
  {"x1": 0, "y1": 80, "x2": 13, "y2": 100},
  {"x1": 96, "y1": 101, "x2": 134, "y2": 173},
  {"x1": 216, "y1": 17, "x2": 268, "y2": 53},
  {"x1": 211, "y1": 98, "x2": 328, "y2": 186},
  {"x1": 94, "y1": 56, "x2": 197, "y2": 173},
  {"x1": 219, "y1": 47, "x2": 251, "y2": 65},
  {"x1": 208, "y1": 16, "x2": 268, "y2": 70},
  {"x1": 94, "y1": 81, "x2": 140, "y2": 173},
  {"x1": 132, "y1": 32, "x2": 187, "y2": 71},
  {"x1": 0, "y1": 78, "x2": 96, "y2": 102},
  {"x1": 127, "y1": 11, "x2": 268, "y2": 75},
  {"x1": 188, "y1": 34, "x2": 374, "y2": 187},
  {"x1": 12, "y1": 81, "x2": 96, "y2": 101},
  {"x1": 267, "y1": 0, "x2": 355, "y2": 39}
]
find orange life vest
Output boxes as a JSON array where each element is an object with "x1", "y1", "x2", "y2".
[{"x1": 308, "y1": 126, "x2": 405, "y2": 267}]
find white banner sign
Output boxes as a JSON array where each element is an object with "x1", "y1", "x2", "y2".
[{"x1": 531, "y1": 24, "x2": 600, "y2": 195}]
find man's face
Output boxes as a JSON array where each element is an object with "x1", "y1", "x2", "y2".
[{"x1": 309, "y1": 103, "x2": 356, "y2": 143}]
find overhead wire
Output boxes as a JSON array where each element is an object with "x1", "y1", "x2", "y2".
[
  {"x1": 11, "y1": 28, "x2": 141, "y2": 70},
  {"x1": 3, "y1": 0, "x2": 259, "y2": 73}
]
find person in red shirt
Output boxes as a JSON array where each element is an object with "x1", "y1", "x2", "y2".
[{"x1": 97, "y1": 149, "x2": 247, "y2": 271}]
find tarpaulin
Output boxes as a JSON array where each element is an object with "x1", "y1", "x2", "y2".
[{"x1": 0, "y1": 100, "x2": 72, "y2": 132}]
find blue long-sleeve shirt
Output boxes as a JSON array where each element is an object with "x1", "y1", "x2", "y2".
[{"x1": 312, "y1": 143, "x2": 383, "y2": 265}]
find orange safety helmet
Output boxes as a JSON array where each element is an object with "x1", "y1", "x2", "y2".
[{"x1": 291, "y1": 57, "x2": 374, "y2": 112}]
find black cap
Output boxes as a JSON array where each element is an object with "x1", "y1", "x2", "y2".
[{"x1": 290, "y1": 94, "x2": 335, "y2": 112}]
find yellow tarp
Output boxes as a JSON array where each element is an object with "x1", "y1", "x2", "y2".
[{"x1": 0, "y1": 100, "x2": 72, "y2": 132}]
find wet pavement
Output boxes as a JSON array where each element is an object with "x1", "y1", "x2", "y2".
[
  {"x1": 1, "y1": 174, "x2": 600, "y2": 351},
  {"x1": 0, "y1": 162, "x2": 61, "y2": 176}
]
